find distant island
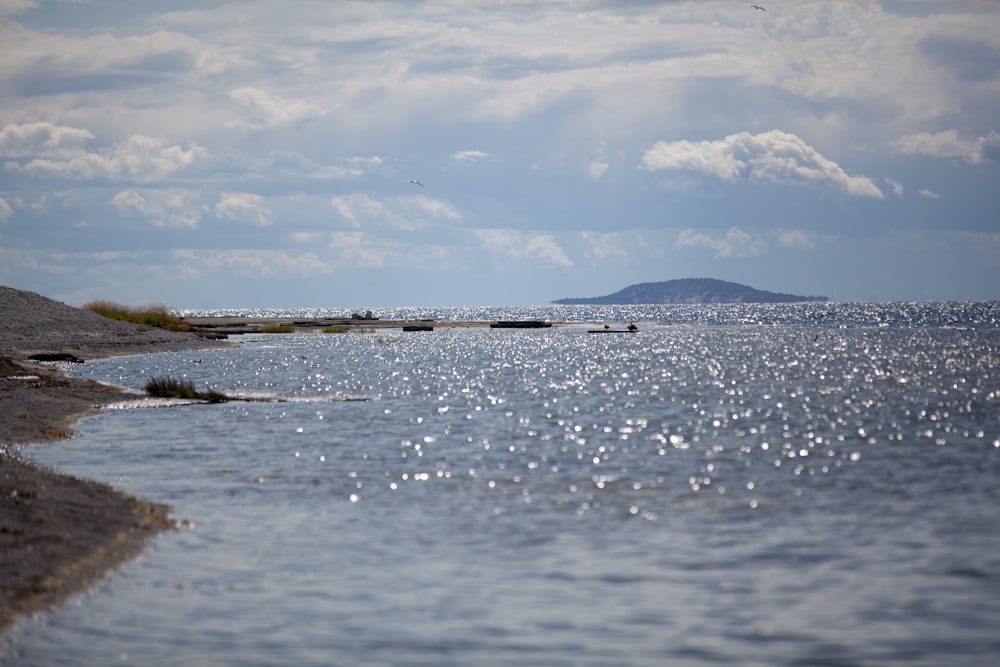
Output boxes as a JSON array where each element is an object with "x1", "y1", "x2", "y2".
[{"x1": 552, "y1": 278, "x2": 828, "y2": 305}]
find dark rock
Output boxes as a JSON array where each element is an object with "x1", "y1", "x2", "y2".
[{"x1": 28, "y1": 353, "x2": 85, "y2": 364}]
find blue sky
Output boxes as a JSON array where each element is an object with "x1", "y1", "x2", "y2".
[{"x1": 1, "y1": 0, "x2": 998, "y2": 308}]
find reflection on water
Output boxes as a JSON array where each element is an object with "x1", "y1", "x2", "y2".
[{"x1": 8, "y1": 303, "x2": 1000, "y2": 666}]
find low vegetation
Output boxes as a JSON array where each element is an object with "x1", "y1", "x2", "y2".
[
  {"x1": 262, "y1": 324, "x2": 296, "y2": 333},
  {"x1": 145, "y1": 377, "x2": 229, "y2": 403},
  {"x1": 84, "y1": 300, "x2": 192, "y2": 331}
]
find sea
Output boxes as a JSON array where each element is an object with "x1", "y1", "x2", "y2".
[{"x1": 5, "y1": 302, "x2": 1000, "y2": 666}]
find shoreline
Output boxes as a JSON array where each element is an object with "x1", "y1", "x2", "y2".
[
  {"x1": 0, "y1": 358, "x2": 214, "y2": 643},
  {"x1": 0, "y1": 285, "x2": 231, "y2": 644}
]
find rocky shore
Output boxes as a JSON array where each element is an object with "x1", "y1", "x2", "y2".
[{"x1": 0, "y1": 286, "x2": 228, "y2": 640}]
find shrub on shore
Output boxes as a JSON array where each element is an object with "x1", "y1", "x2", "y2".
[
  {"x1": 84, "y1": 300, "x2": 191, "y2": 332},
  {"x1": 145, "y1": 377, "x2": 229, "y2": 403}
]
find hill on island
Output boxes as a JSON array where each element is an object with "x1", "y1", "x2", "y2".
[{"x1": 552, "y1": 278, "x2": 828, "y2": 305}]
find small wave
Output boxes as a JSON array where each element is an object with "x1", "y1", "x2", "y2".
[
  {"x1": 105, "y1": 394, "x2": 373, "y2": 409},
  {"x1": 228, "y1": 392, "x2": 373, "y2": 403},
  {"x1": 106, "y1": 397, "x2": 205, "y2": 409}
]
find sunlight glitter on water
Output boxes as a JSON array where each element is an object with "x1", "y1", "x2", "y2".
[{"x1": 12, "y1": 303, "x2": 999, "y2": 667}]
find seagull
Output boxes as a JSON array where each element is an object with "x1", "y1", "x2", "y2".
[
  {"x1": 408, "y1": 179, "x2": 424, "y2": 188},
  {"x1": 750, "y1": 4, "x2": 766, "y2": 10}
]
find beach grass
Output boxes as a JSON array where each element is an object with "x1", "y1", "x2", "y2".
[
  {"x1": 145, "y1": 377, "x2": 229, "y2": 403},
  {"x1": 84, "y1": 300, "x2": 192, "y2": 332}
]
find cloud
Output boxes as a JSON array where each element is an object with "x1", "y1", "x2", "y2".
[
  {"x1": 883, "y1": 177, "x2": 904, "y2": 198},
  {"x1": 260, "y1": 153, "x2": 383, "y2": 181},
  {"x1": 452, "y1": 150, "x2": 490, "y2": 165},
  {"x1": 918, "y1": 188, "x2": 940, "y2": 199},
  {"x1": 581, "y1": 231, "x2": 626, "y2": 259},
  {"x1": 111, "y1": 188, "x2": 201, "y2": 228},
  {"x1": 206, "y1": 249, "x2": 333, "y2": 278},
  {"x1": 404, "y1": 196, "x2": 462, "y2": 223},
  {"x1": 225, "y1": 87, "x2": 325, "y2": 131},
  {"x1": 331, "y1": 192, "x2": 460, "y2": 231},
  {"x1": 776, "y1": 229, "x2": 818, "y2": 250},
  {"x1": 8, "y1": 133, "x2": 206, "y2": 181},
  {"x1": 215, "y1": 192, "x2": 272, "y2": 226},
  {"x1": 331, "y1": 193, "x2": 405, "y2": 230},
  {"x1": 675, "y1": 226, "x2": 767, "y2": 258},
  {"x1": 323, "y1": 231, "x2": 452, "y2": 269},
  {"x1": 586, "y1": 140, "x2": 609, "y2": 180},
  {"x1": 0, "y1": 197, "x2": 12, "y2": 221},
  {"x1": 891, "y1": 129, "x2": 1000, "y2": 165},
  {"x1": 327, "y1": 231, "x2": 391, "y2": 268},
  {"x1": 0, "y1": 1, "x2": 35, "y2": 17},
  {"x1": 474, "y1": 229, "x2": 572, "y2": 267},
  {"x1": 0, "y1": 122, "x2": 94, "y2": 158},
  {"x1": 641, "y1": 130, "x2": 884, "y2": 199}
]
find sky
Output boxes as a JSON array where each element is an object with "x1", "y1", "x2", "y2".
[{"x1": 1, "y1": 0, "x2": 999, "y2": 308}]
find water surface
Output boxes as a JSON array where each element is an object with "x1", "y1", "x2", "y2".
[{"x1": 8, "y1": 304, "x2": 1000, "y2": 666}]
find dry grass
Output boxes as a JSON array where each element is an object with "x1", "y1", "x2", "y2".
[{"x1": 83, "y1": 300, "x2": 191, "y2": 332}]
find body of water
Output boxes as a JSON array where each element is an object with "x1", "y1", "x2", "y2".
[{"x1": 7, "y1": 303, "x2": 1000, "y2": 666}]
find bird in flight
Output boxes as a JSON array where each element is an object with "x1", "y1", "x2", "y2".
[
  {"x1": 750, "y1": 4, "x2": 766, "y2": 10},
  {"x1": 409, "y1": 179, "x2": 424, "y2": 187}
]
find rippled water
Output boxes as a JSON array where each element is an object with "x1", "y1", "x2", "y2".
[{"x1": 8, "y1": 304, "x2": 1000, "y2": 666}]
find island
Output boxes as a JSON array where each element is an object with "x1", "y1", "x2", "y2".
[{"x1": 552, "y1": 278, "x2": 828, "y2": 305}]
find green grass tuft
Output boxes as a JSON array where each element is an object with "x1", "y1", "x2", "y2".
[{"x1": 145, "y1": 376, "x2": 229, "y2": 403}]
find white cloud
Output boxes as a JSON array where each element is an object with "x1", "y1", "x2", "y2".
[
  {"x1": 586, "y1": 139, "x2": 609, "y2": 180},
  {"x1": 884, "y1": 177, "x2": 904, "y2": 198},
  {"x1": 581, "y1": 231, "x2": 626, "y2": 259},
  {"x1": 676, "y1": 226, "x2": 767, "y2": 259},
  {"x1": 323, "y1": 231, "x2": 452, "y2": 269},
  {"x1": 918, "y1": 188, "x2": 940, "y2": 199},
  {"x1": 260, "y1": 153, "x2": 383, "y2": 181},
  {"x1": 215, "y1": 192, "x2": 272, "y2": 226},
  {"x1": 225, "y1": 87, "x2": 325, "y2": 131},
  {"x1": 776, "y1": 229, "x2": 818, "y2": 250},
  {"x1": 111, "y1": 188, "x2": 201, "y2": 228},
  {"x1": 891, "y1": 129, "x2": 1000, "y2": 165},
  {"x1": 474, "y1": 229, "x2": 572, "y2": 267},
  {"x1": 206, "y1": 249, "x2": 333, "y2": 278},
  {"x1": 0, "y1": 122, "x2": 94, "y2": 158},
  {"x1": 331, "y1": 193, "x2": 460, "y2": 231},
  {"x1": 586, "y1": 159, "x2": 608, "y2": 180},
  {"x1": 404, "y1": 196, "x2": 462, "y2": 224},
  {"x1": 641, "y1": 130, "x2": 884, "y2": 199},
  {"x1": 9, "y1": 134, "x2": 206, "y2": 181},
  {"x1": 0, "y1": 197, "x2": 12, "y2": 222},
  {"x1": 331, "y1": 193, "x2": 403, "y2": 230},
  {"x1": 327, "y1": 231, "x2": 390, "y2": 268},
  {"x1": 452, "y1": 150, "x2": 490, "y2": 165}
]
